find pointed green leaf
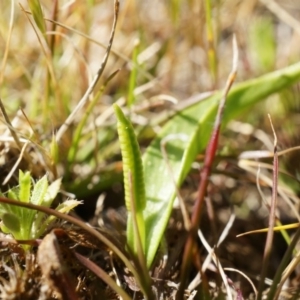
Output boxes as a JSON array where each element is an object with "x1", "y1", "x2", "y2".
[
  {"x1": 44, "y1": 177, "x2": 62, "y2": 206},
  {"x1": 113, "y1": 104, "x2": 146, "y2": 212},
  {"x1": 55, "y1": 200, "x2": 82, "y2": 213},
  {"x1": 30, "y1": 175, "x2": 48, "y2": 206},
  {"x1": 7, "y1": 189, "x2": 18, "y2": 200},
  {"x1": 127, "y1": 39, "x2": 139, "y2": 107},
  {"x1": 142, "y1": 61, "x2": 300, "y2": 267},
  {"x1": 113, "y1": 104, "x2": 146, "y2": 254},
  {"x1": 19, "y1": 170, "x2": 31, "y2": 203}
]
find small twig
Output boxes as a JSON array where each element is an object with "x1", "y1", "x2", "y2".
[
  {"x1": 217, "y1": 212, "x2": 235, "y2": 247},
  {"x1": 0, "y1": 99, "x2": 22, "y2": 150},
  {"x1": 224, "y1": 268, "x2": 257, "y2": 298},
  {"x1": 256, "y1": 164, "x2": 272, "y2": 211},
  {"x1": 240, "y1": 145, "x2": 300, "y2": 159},
  {"x1": 2, "y1": 141, "x2": 29, "y2": 185},
  {"x1": 55, "y1": 0, "x2": 120, "y2": 142},
  {"x1": 257, "y1": 114, "x2": 278, "y2": 300},
  {"x1": 150, "y1": 91, "x2": 215, "y2": 127},
  {"x1": 198, "y1": 230, "x2": 233, "y2": 300},
  {"x1": 238, "y1": 160, "x2": 300, "y2": 221},
  {"x1": 188, "y1": 212, "x2": 235, "y2": 292}
]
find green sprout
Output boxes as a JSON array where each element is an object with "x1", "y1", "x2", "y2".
[
  {"x1": 0, "y1": 170, "x2": 80, "y2": 241},
  {"x1": 113, "y1": 104, "x2": 146, "y2": 257}
]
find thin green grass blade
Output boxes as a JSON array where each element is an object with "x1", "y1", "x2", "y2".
[
  {"x1": 205, "y1": 0, "x2": 217, "y2": 83},
  {"x1": 27, "y1": 0, "x2": 46, "y2": 35},
  {"x1": 127, "y1": 40, "x2": 139, "y2": 107},
  {"x1": 143, "y1": 61, "x2": 300, "y2": 267}
]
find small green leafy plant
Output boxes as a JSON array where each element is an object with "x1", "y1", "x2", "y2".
[{"x1": 0, "y1": 170, "x2": 80, "y2": 241}]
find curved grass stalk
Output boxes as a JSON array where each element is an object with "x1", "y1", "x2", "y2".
[{"x1": 237, "y1": 222, "x2": 300, "y2": 238}]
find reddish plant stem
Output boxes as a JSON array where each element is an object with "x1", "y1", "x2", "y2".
[
  {"x1": 177, "y1": 109, "x2": 221, "y2": 298},
  {"x1": 177, "y1": 37, "x2": 238, "y2": 299}
]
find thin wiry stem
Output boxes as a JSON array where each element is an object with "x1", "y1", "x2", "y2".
[
  {"x1": 257, "y1": 115, "x2": 278, "y2": 300},
  {"x1": 0, "y1": 98, "x2": 22, "y2": 150}
]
